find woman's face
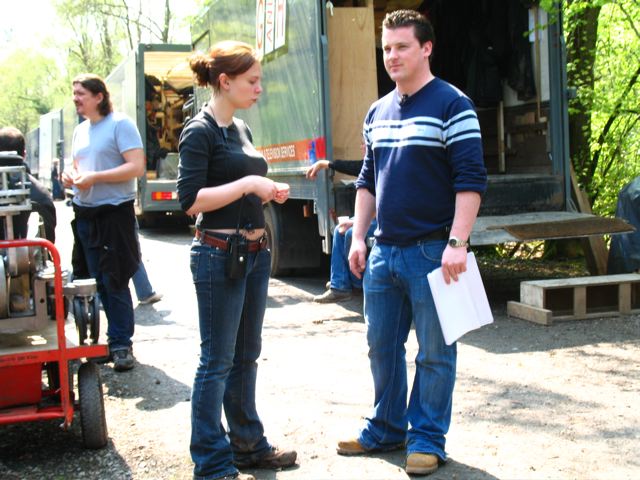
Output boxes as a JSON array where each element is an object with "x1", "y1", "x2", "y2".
[{"x1": 225, "y1": 61, "x2": 263, "y2": 109}]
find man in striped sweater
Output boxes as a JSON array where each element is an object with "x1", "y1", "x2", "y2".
[{"x1": 338, "y1": 9, "x2": 487, "y2": 476}]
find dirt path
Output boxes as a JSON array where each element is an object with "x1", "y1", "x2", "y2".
[{"x1": 0, "y1": 208, "x2": 638, "y2": 479}]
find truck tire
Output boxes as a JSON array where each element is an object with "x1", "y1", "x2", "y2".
[
  {"x1": 263, "y1": 203, "x2": 285, "y2": 276},
  {"x1": 78, "y1": 362, "x2": 108, "y2": 449}
]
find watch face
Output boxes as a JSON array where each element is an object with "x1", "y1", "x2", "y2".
[{"x1": 448, "y1": 238, "x2": 456, "y2": 247}]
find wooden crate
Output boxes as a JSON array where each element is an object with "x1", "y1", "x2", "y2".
[{"x1": 507, "y1": 273, "x2": 640, "y2": 325}]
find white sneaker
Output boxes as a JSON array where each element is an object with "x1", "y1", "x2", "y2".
[{"x1": 139, "y1": 292, "x2": 163, "y2": 305}]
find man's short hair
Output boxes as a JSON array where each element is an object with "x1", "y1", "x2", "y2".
[
  {"x1": 383, "y1": 9, "x2": 435, "y2": 47},
  {"x1": 0, "y1": 126, "x2": 25, "y2": 157}
]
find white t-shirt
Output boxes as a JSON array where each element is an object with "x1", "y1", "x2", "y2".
[{"x1": 71, "y1": 112, "x2": 143, "y2": 207}]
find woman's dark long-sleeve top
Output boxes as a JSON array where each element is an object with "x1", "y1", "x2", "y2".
[{"x1": 177, "y1": 107, "x2": 268, "y2": 231}]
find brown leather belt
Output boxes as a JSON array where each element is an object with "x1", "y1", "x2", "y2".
[{"x1": 195, "y1": 230, "x2": 268, "y2": 252}]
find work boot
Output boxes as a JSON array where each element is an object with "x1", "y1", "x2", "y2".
[
  {"x1": 214, "y1": 474, "x2": 255, "y2": 480},
  {"x1": 234, "y1": 446, "x2": 297, "y2": 470},
  {"x1": 313, "y1": 288, "x2": 352, "y2": 303},
  {"x1": 336, "y1": 438, "x2": 404, "y2": 456},
  {"x1": 112, "y1": 347, "x2": 135, "y2": 372},
  {"x1": 139, "y1": 292, "x2": 163, "y2": 305},
  {"x1": 405, "y1": 453, "x2": 438, "y2": 475},
  {"x1": 336, "y1": 438, "x2": 367, "y2": 456}
]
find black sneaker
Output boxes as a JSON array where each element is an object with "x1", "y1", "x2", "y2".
[{"x1": 112, "y1": 348, "x2": 135, "y2": 372}]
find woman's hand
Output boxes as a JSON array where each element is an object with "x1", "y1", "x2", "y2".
[
  {"x1": 246, "y1": 175, "x2": 279, "y2": 202},
  {"x1": 273, "y1": 182, "x2": 290, "y2": 204}
]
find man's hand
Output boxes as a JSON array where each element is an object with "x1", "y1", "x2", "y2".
[
  {"x1": 440, "y1": 246, "x2": 468, "y2": 284},
  {"x1": 348, "y1": 238, "x2": 368, "y2": 279},
  {"x1": 71, "y1": 171, "x2": 98, "y2": 190},
  {"x1": 61, "y1": 170, "x2": 75, "y2": 188},
  {"x1": 337, "y1": 218, "x2": 354, "y2": 235},
  {"x1": 305, "y1": 160, "x2": 330, "y2": 180}
]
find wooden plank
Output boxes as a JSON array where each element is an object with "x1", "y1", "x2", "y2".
[
  {"x1": 619, "y1": 283, "x2": 631, "y2": 314},
  {"x1": 327, "y1": 5, "x2": 378, "y2": 161},
  {"x1": 520, "y1": 273, "x2": 640, "y2": 289},
  {"x1": 521, "y1": 282, "x2": 546, "y2": 308},
  {"x1": 574, "y1": 286, "x2": 586, "y2": 317},
  {"x1": 507, "y1": 301, "x2": 553, "y2": 325},
  {"x1": 570, "y1": 164, "x2": 609, "y2": 275}
]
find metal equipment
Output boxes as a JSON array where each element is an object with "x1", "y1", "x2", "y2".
[{"x1": 0, "y1": 157, "x2": 109, "y2": 449}]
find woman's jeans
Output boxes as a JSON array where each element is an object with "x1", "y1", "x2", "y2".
[
  {"x1": 74, "y1": 217, "x2": 135, "y2": 351},
  {"x1": 357, "y1": 240, "x2": 456, "y2": 461},
  {"x1": 189, "y1": 240, "x2": 272, "y2": 480}
]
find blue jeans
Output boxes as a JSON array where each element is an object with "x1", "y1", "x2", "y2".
[
  {"x1": 131, "y1": 219, "x2": 155, "y2": 300},
  {"x1": 330, "y1": 220, "x2": 377, "y2": 292},
  {"x1": 75, "y1": 217, "x2": 135, "y2": 351},
  {"x1": 132, "y1": 261, "x2": 154, "y2": 300},
  {"x1": 189, "y1": 240, "x2": 272, "y2": 480},
  {"x1": 357, "y1": 240, "x2": 456, "y2": 461}
]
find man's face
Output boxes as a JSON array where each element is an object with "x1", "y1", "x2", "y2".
[
  {"x1": 72, "y1": 83, "x2": 103, "y2": 118},
  {"x1": 382, "y1": 25, "x2": 432, "y2": 84}
]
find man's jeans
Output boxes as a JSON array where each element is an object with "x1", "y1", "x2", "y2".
[
  {"x1": 330, "y1": 220, "x2": 377, "y2": 292},
  {"x1": 132, "y1": 260, "x2": 154, "y2": 300},
  {"x1": 189, "y1": 241, "x2": 272, "y2": 480},
  {"x1": 131, "y1": 219, "x2": 155, "y2": 300},
  {"x1": 75, "y1": 217, "x2": 135, "y2": 351},
  {"x1": 358, "y1": 240, "x2": 456, "y2": 461}
]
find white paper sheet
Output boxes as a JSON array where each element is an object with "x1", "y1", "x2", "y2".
[{"x1": 427, "y1": 251, "x2": 494, "y2": 345}]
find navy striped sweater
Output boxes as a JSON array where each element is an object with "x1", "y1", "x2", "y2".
[{"x1": 355, "y1": 77, "x2": 487, "y2": 246}]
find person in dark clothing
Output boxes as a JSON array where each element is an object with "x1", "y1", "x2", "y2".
[
  {"x1": 62, "y1": 74, "x2": 144, "y2": 372},
  {"x1": 0, "y1": 126, "x2": 57, "y2": 243},
  {"x1": 177, "y1": 40, "x2": 296, "y2": 480},
  {"x1": 306, "y1": 159, "x2": 376, "y2": 303}
]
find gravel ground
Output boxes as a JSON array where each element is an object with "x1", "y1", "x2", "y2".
[{"x1": 1, "y1": 211, "x2": 638, "y2": 479}]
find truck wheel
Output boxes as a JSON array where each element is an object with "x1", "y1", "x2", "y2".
[
  {"x1": 264, "y1": 203, "x2": 285, "y2": 276},
  {"x1": 78, "y1": 362, "x2": 108, "y2": 449}
]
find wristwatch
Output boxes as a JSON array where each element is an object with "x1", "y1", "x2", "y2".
[{"x1": 448, "y1": 236, "x2": 469, "y2": 248}]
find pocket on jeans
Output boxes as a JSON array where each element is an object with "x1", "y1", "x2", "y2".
[
  {"x1": 189, "y1": 250, "x2": 201, "y2": 283},
  {"x1": 418, "y1": 241, "x2": 445, "y2": 264}
]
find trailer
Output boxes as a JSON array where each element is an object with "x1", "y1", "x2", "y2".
[
  {"x1": 191, "y1": 0, "x2": 629, "y2": 275},
  {"x1": 104, "y1": 43, "x2": 194, "y2": 226},
  {"x1": 37, "y1": 109, "x2": 63, "y2": 191}
]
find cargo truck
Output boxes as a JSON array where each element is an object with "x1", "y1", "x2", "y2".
[
  {"x1": 191, "y1": 0, "x2": 626, "y2": 275},
  {"x1": 105, "y1": 43, "x2": 194, "y2": 225}
]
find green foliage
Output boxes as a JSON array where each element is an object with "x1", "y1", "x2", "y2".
[
  {"x1": 0, "y1": 49, "x2": 64, "y2": 133},
  {"x1": 565, "y1": 0, "x2": 640, "y2": 217}
]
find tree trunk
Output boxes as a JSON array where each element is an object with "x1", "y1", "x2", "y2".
[{"x1": 566, "y1": 1, "x2": 601, "y2": 196}]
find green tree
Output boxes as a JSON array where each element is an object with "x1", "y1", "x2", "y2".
[
  {"x1": 0, "y1": 49, "x2": 63, "y2": 133},
  {"x1": 564, "y1": 0, "x2": 640, "y2": 215}
]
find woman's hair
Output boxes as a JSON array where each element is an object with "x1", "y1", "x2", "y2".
[
  {"x1": 189, "y1": 40, "x2": 260, "y2": 91},
  {"x1": 72, "y1": 73, "x2": 113, "y2": 116},
  {"x1": 383, "y1": 9, "x2": 435, "y2": 47}
]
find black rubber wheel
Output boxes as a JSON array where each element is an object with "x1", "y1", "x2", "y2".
[
  {"x1": 77, "y1": 362, "x2": 108, "y2": 449},
  {"x1": 89, "y1": 298, "x2": 100, "y2": 344},
  {"x1": 263, "y1": 203, "x2": 283, "y2": 276},
  {"x1": 73, "y1": 298, "x2": 88, "y2": 345}
]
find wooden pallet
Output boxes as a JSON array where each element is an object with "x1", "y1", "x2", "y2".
[{"x1": 507, "y1": 273, "x2": 640, "y2": 325}]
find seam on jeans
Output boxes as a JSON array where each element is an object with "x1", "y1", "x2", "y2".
[{"x1": 191, "y1": 249, "x2": 211, "y2": 439}]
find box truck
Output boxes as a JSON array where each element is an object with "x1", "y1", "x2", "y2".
[{"x1": 191, "y1": 0, "x2": 626, "y2": 275}]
